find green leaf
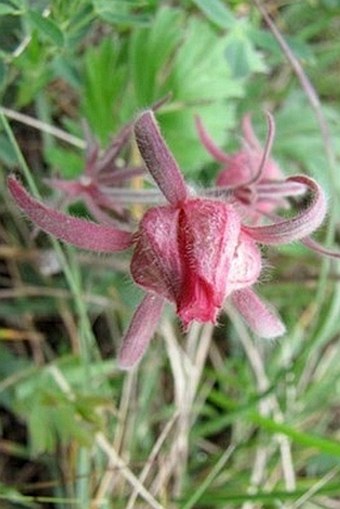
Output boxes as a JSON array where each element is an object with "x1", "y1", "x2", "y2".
[
  {"x1": 191, "y1": 0, "x2": 235, "y2": 29},
  {"x1": 0, "y1": 134, "x2": 18, "y2": 166},
  {"x1": 0, "y1": 59, "x2": 6, "y2": 88},
  {"x1": 4, "y1": 0, "x2": 24, "y2": 8},
  {"x1": 29, "y1": 400, "x2": 56, "y2": 454},
  {"x1": 273, "y1": 92, "x2": 340, "y2": 189},
  {"x1": 129, "y1": 8, "x2": 243, "y2": 171},
  {"x1": 129, "y1": 7, "x2": 183, "y2": 105},
  {"x1": 45, "y1": 145, "x2": 83, "y2": 179},
  {"x1": 208, "y1": 390, "x2": 340, "y2": 457},
  {"x1": 81, "y1": 37, "x2": 127, "y2": 143},
  {"x1": 198, "y1": 483, "x2": 340, "y2": 505},
  {"x1": 0, "y1": 3, "x2": 20, "y2": 15},
  {"x1": 96, "y1": 11, "x2": 150, "y2": 26},
  {"x1": 52, "y1": 55, "x2": 81, "y2": 88},
  {"x1": 50, "y1": 401, "x2": 93, "y2": 447},
  {"x1": 224, "y1": 21, "x2": 267, "y2": 79},
  {"x1": 28, "y1": 9, "x2": 65, "y2": 47},
  {"x1": 0, "y1": 483, "x2": 36, "y2": 508},
  {"x1": 158, "y1": 103, "x2": 236, "y2": 172},
  {"x1": 93, "y1": 0, "x2": 151, "y2": 26},
  {"x1": 252, "y1": 413, "x2": 340, "y2": 456},
  {"x1": 11, "y1": 359, "x2": 114, "y2": 454}
]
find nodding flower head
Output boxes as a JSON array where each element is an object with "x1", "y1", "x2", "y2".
[
  {"x1": 8, "y1": 110, "x2": 333, "y2": 369},
  {"x1": 131, "y1": 198, "x2": 261, "y2": 327}
]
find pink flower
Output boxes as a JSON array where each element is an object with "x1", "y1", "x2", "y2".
[
  {"x1": 196, "y1": 113, "x2": 301, "y2": 220},
  {"x1": 8, "y1": 111, "x2": 329, "y2": 369},
  {"x1": 131, "y1": 198, "x2": 260, "y2": 327},
  {"x1": 45, "y1": 120, "x2": 143, "y2": 226}
]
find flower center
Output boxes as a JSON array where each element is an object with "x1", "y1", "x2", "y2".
[{"x1": 177, "y1": 274, "x2": 218, "y2": 327}]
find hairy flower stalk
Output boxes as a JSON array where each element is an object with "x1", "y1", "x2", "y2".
[{"x1": 8, "y1": 110, "x2": 334, "y2": 369}]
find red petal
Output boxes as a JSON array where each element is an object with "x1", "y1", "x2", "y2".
[
  {"x1": 131, "y1": 205, "x2": 183, "y2": 302},
  {"x1": 176, "y1": 199, "x2": 241, "y2": 324},
  {"x1": 131, "y1": 198, "x2": 242, "y2": 326},
  {"x1": 8, "y1": 177, "x2": 133, "y2": 252}
]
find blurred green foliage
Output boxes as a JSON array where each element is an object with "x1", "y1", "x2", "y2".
[{"x1": 1, "y1": 1, "x2": 340, "y2": 508}]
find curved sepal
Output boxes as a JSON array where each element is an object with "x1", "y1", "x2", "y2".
[
  {"x1": 243, "y1": 176, "x2": 327, "y2": 245},
  {"x1": 134, "y1": 111, "x2": 188, "y2": 206},
  {"x1": 8, "y1": 176, "x2": 133, "y2": 252},
  {"x1": 231, "y1": 288, "x2": 286, "y2": 338},
  {"x1": 118, "y1": 293, "x2": 165, "y2": 369}
]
